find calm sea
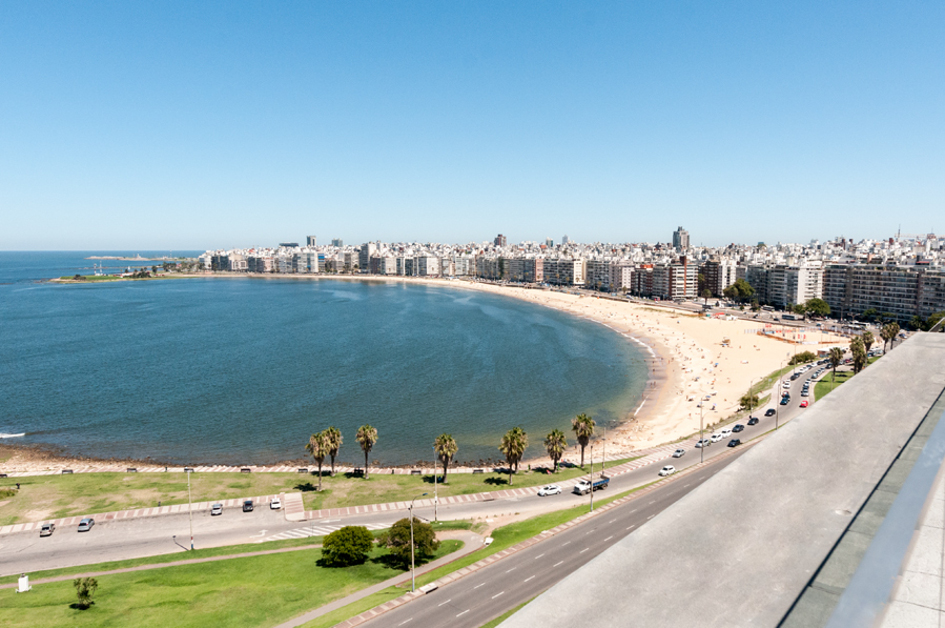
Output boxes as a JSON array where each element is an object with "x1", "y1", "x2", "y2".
[{"x1": 0, "y1": 252, "x2": 647, "y2": 465}]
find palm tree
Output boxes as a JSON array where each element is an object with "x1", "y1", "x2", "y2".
[
  {"x1": 850, "y1": 337, "x2": 867, "y2": 374},
  {"x1": 887, "y1": 322, "x2": 901, "y2": 350},
  {"x1": 305, "y1": 431, "x2": 330, "y2": 490},
  {"x1": 499, "y1": 427, "x2": 528, "y2": 486},
  {"x1": 544, "y1": 429, "x2": 567, "y2": 473},
  {"x1": 356, "y1": 425, "x2": 378, "y2": 479},
  {"x1": 880, "y1": 324, "x2": 893, "y2": 354},
  {"x1": 571, "y1": 414, "x2": 596, "y2": 468},
  {"x1": 323, "y1": 426, "x2": 343, "y2": 477},
  {"x1": 434, "y1": 434, "x2": 458, "y2": 483},
  {"x1": 828, "y1": 347, "x2": 844, "y2": 383},
  {"x1": 861, "y1": 330, "x2": 874, "y2": 354}
]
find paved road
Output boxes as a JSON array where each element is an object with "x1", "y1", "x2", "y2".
[
  {"x1": 359, "y1": 450, "x2": 746, "y2": 628},
  {"x1": 0, "y1": 367, "x2": 821, "y2": 578}
]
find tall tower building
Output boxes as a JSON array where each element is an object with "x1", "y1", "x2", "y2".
[
  {"x1": 673, "y1": 226, "x2": 690, "y2": 252},
  {"x1": 306, "y1": 235, "x2": 317, "y2": 247},
  {"x1": 494, "y1": 234, "x2": 507, "y2": 247}
]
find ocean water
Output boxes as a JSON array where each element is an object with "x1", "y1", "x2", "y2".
[{"x1": 0, "y1": 252, "x2": 647, "y2": 465}]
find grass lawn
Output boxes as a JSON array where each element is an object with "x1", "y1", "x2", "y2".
[
  {"x1": 814, "y1": 358, "x2": 879, "y2": 400},
  {"x1": 301, "y1": 456, "x2": 639, "y2": 511},
  {"x1": 0, "y1": 459, "x2": 636, "y2": 525},
  {"x1": 0, "y1": 540, "x2": 461, "y2": 628}
]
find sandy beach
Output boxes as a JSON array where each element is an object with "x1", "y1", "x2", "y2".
[{"x1": 5, "y1": 273, "x2": 846, "y2": 472}]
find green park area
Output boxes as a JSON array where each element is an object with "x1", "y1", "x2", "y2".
[
  {"x1": 0, "y1": 535, "x2": 462, "y2": 628},
  {"x1": 0, "y1": 458, "x2": 635, "y2": 526}
]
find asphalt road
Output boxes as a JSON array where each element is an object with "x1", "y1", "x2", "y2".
[
  {"x1": 0, "y1": 367, "x2": 822, "y2": 577},
  {"x1": 359, "y1": 449, "x2": 747, "y2": 628}
]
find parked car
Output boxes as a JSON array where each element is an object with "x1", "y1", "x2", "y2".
[
  {"x1": 695, "y1": 439, "x2": 711, "y2": 448},
  {"x1": 39, "y1": 523, "x2": 55, "y2": 537},
  {"x1": 800, "y1": 400, "x2": 809, "y2": 408},
  {"x1": 659, "y1": 465, "x2": 676, "y2": 477},
  {"x1": 710, "y1": 433, "x2": 724, "y2": 443},
  {"x1": 77, "y1": 518, "x2": 95, "y2": 532},
  {"x1": 720, "y1": 428, "x2": 733, "y2": 438},
  {"x1": 765, "y1": 409, "x2": 776, "y2": 417},
  {"x1": 780, "y1": 396, "x2": 790, "y2": 405},
  {"x1": 270, "y1": 498, "x2": 282, "y2": 510},
  {"x1": 242, "y1": 500, "x2": 254, "y2": 512},
  {"x1": 211, "y1": 503, "x2": 223, "y2": 516},
  {"x1": 747, "y1": 417, "x2": 760, "y2": 426},
  {"x1": 727, "y1": 439, "x2": 741, "y2": 447},
  {"x1": 672, "y1": 449, "x2": 685, "y2": 458},
  {"x1": 538, "y1": 485, "x2": 562, "y2": 496},
  {"x1": 732, "y1": 424, "x2": 745, "y2": 433}
]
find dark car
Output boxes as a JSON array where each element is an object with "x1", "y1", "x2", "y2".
[
  {"x1": 242, "y1": 500, "x2": 254, "y2": 512},
  {"x1": 765, "y1": 409, "x2": 776, "y2": 417},
  {"x1": 732, "y1": 424, "x2": 745, "y2": 433},
  {"x1": 747, "y1": 416, "x2": 760, "y2": 426},
  {"x1": 780, "y1": 396, "x2": 790, "y2": 405},
  {"x1": 727, "y1": 439, "x2": 741, "y2": 447}
]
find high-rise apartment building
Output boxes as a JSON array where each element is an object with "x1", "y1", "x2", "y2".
[
  {"x1": 331, "y1": 238, "x2": 344, "y2": 247},
  {"x1": 358, "y1": 243, "x2": 377, "y2": 272},
  {"x1": 823, "y1": 265, "x2": 945, "y2": 322},
  {"x1": 306, "y1": 236, "x2": 317, "y2": 247},
  {"x1": 494, "y1": 234, "x2": 507, "y2": 247},
  {"x1": 673, "y1": 226, "x2": 690, "y2": 252}
]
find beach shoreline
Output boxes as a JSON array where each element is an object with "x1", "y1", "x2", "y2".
[{"x1": 14, "y1": 272, "x2": 844, "y2": 471}]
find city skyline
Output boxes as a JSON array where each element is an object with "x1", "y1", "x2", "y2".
[{"x1": 1, "y1": 3, "x2": 943, "y2": 250}]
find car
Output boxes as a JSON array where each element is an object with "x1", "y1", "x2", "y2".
[
  {"x1": 710, "y1": 433, "x2": 724, "y2": 443},
  {"x1": 39, "y1": 523, "x2": 55, "y2": 537},
  {"x1": 732, "y1": 424, "x2": 745, "y2": 433},
  {"x1": 727, "y1": 439, "x2": 741, "y2": 447},
  {"x1": 270, "y1": 498, "x2": 282, "y2": 510},
  {"x1": 782, "y1": 381, "x2": 791, "y2": 389},
  {"x1": 538, "y1": 485, "x2": 562, "y2": 496},
  {"x1": 780, "y1": 396, "x2": 790, "y2": 405},
  {"x1": 659, "y1": 465, "x2": 676, "y2": 477},
  {"x1": 695, "y1": 439, "x2": 711, "y2": 448},
  {"x1": 800, "y1": 400, "x2": 809, "y2": 408},
  {"x1": 672, "y1": 449, "x2": 685, "y2": 458},
  {"x1": 747, "y1": 416, "x2": 759, "y2": 426},
  {"x1": 720, "y1": 428, "x2": 733, "y2": 438},
  {"x1": 765, "y1": 409, "x2": 776, "y2": 417},
  {"x1": 242, "y1": 500, "x2": 254, "y2": 512},
  {"x1": 211, "y1": 503, "x2": 223, "y2": 516},
  {"x1": 801, "y1": 390, "x2": 810, "y2": 397},
  {"x1": 77, "y1": 517, "x2": 95, "y2": 532}
]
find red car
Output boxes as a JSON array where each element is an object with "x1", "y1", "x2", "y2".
[{"x1": 800, "y1": 400, "x2": 809, "y2": 408}]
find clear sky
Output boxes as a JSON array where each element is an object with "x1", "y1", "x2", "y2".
[{"x1": 1, "y1": 2, "x2": 942, "y2": 250}]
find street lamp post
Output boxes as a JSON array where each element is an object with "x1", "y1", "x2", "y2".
[
  {"x1": 409, "y1": 492, "x2": 428, "y2": 592},
  {"x1": 700, "y1": 402, "x2": 704, "y2": 464},
  {"x1": 589, "y1": 445, "x2": 595, "y2": 512},
  {"x1": 187, "y1": 468, "x2": 194, "y2": 550},
  {"x1": 432, "y1": 447, "x2": 438, "y2": 523}
]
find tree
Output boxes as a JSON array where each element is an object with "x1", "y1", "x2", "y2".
[
  {"x1": 381, "y1": 517, "x2": 439, "y2": 568},
  {"x1": 739, "y1": 392, "x2": 760, "y2": 411},
  {"x1": 356, "y1": 425, "x2": 378, "y2": 478},
  {"x1": 828, "y1": 347, "x2": 844, "y2": 383},
  {"x1": 861, "y1": 331, "x2": 875, "y2": 353},
  {"x1": 73, "y1": 577, "x2": 98, "y2": 609},
  {"x1": 321, "y1": 525, "x2": 375, "y2": 566},
  {"x1": 571, "y1": 414, "x2": 596, "y2": 468},
  {"x1": 544, "y1": 429, "x2": 567, "y2": 472},
  {"x1": 701, "y1": 288, "x2": 712, "y2": 305},
  {"x1": 306, "y1": 431, "x2": 330, "y2": 490},
  {"x1": 750, "y1": 299, "x2": 760, "y2": 312},
  {"x1": 433, "y1": 433, "x2": 458, "y2": 483},
  {"x1": 324, "y1": 426, "x2": 343, "y2": 477},
  {"x1": 499, "y1": 427, "x2": 528, "y2": 485},
  {"x1": 880, "y1": 322, "x2": 901, "y2": 354},
  {"x1": 789, "y1": 350, "x2": 818, "y2": 365},
  {"x1": 928, "y1": 311, "x2": 945, "y2": 332},
  {"x1": 792, "y1": 304, "x2": 807, "y2": 317},
  {"x1": 850, "y1": 337, "x2": 867, "y2": 374},
  {"x1": 862, "y1": 308, "x2": 878, "y2": 322},
  {"x1": 804, "y1": 298, "x2": 831, "y2": 318},
  {"x1": 887, "y1": 322, "x2": 901, "y2": 349}
]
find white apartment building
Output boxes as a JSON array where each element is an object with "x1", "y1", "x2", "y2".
[{"x1": 543, "y1": 259, "x2": 585, "y2": 286}]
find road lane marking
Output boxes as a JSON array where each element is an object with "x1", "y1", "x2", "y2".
[
  {"x1": 647, "y1": 515, "x2": 655, "y2": 520},
  {"x1": 630, "y1": 508, "x2": 638, "y2": 514},
  {"x1": 438, "y1": 599, "x2": 452, "y2": 607},
  {"x1": 553, "y1": 560, "x2": 564, "y2": 567},
  {"x1": 457, "y1": 610, "x2": 469, "y2": 617},
  {"x1": 492, "y1": 591, "x2": 505, "y2": 599},
  {"x1": 580, "y1": 547, "x2": 590, "y2": 553},
  {"x1": 474, "y1": 583, "x2": 486, "y2": 589},
  {"x1": 649, "y1": 500, "x2": 656, "y2": 505},
  {"x1": 684, "y1": 484, "x2": 691, "y2": 488},
  {"x1": 524, "y1": 575, "x2": 536, "y2": 582},
  {"x1": 609, "y1": 519, "x2": 616, "y2": 523},
  {"x1": 505, "y1": 567, "x2": 516, "y2": 573},
  {"x1": 604, "y1": 536, "x2": 613, "y2": 542},
  {"x1": 562, "y1": 541, "x2": 570, "y2": 546},
  {"x1": 534, "y1": 553, "x2": 544, "y2": 560},
  {"x1": 626, "y1": 524, "x2": 635, "y2": 530},
  {"x1": 398, "y1": 619, "x2": 413, "y2": 626}
]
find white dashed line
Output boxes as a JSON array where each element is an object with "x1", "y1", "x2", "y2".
[
  {"x1": 647, "y1": 515, "x2": 655, "y2": 520},
  {"x1": 524, "y1": 575, "x2": 535, "y2": 583},
  {"x1": 438, "y1": 599, "x2": 452, "y2": 607},
  {"x1": 505, "y1": 567, "x2": 516, "y2": 573},
  {"x1": 580, "y1": 548, "x2": 590, "y2": 553},
  {"x1": 492, "y1": 591, "x2": 505, "y2": 599},
  {"x1": 398, "y1": 619, "x2": 413, "y2": 626},
  {"x1": 562, "y1": 541, "x2": 571, "y2": 547},
  {"x1": 534, "y1": 553, "x2": 544, "y2": 560},
  {"x1": 604, "y1": 536, "x2": 613, "y2": 542},
  {"x1": 474, "y1": 583, "x2": 486, "y2": 590},
  {"x1": 684, "y1": 484, "x2": 691, "y2": 488},
  {"x1": 626, "y1": 525, "x2": 636, "y2": 530},
  {"x1": 553, "y1": 560, "x2": 564, "y2": 567},
  {"x1": 457, "y1": 610, "x2": 469, "y2": 617}
]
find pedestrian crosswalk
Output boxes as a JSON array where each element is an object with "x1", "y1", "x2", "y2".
[{"x1": 257, "y1": 522, "x2": 390, "y2": 543}]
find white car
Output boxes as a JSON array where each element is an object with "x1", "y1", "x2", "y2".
[
  {"x1": 211, "y1": 503, "x2": 223, "y2": 516},
  {"x1": 538, "y1": 485, "x2": 562, "y2": 497},
  {"x1": 710, "y1": 433, "x2": 724, "y2": 443},
  {"x1": 659, "y1": 465, "x2": 676, "y2": 477},
  {"x1": 720, "y1": 428, "x2": 733, "y2": 438},
  {"x1": 672, "y1": 449, "x2": 685, "y2": 458},
  {"x1": 782, "y1": 381, "x2": 791, "y2": 389},
  {"x1": 269, "y1": 498, "x2": 282, "y2": 510},
  {"x1": 695, "y1": 439, "x2": 711, "y2": 448}
]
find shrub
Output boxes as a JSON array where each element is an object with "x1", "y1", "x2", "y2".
[
  {"x1": 382, "y1": 517, "x2": 440, "y2": 568},
  {"x1": 73, "y1": 577, "x2": 98, "y2": 609},
  {"x1": 321, "y1": 525, "x2": 375, "y2": 567},
  {"x1": 0, "y1": 488, "x2": 16, "y2": 498},
  {"x1": 789, "y1": 351, "x2": 818, "y2": 365}
]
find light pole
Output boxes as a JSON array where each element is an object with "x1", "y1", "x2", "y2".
[
  {"x1": 700, "y1": 401, "x2": 704, "y2": 464},
  {"x1": 589, "y1": 445, "x2": 595, "y2": 512},
  {"x1": 409, "y1": 492, "x2": 428, "y2": 592},
  {"x1": 776, "y1": 359, "x2": 786, "y2": 430},
  {"x1": 187, "y1": 468, "x2": 194, "y2": 551}
]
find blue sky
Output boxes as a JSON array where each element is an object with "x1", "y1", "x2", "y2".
[{"x1": 1, "y1": 2, "x2": 942, "y2": 250}]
